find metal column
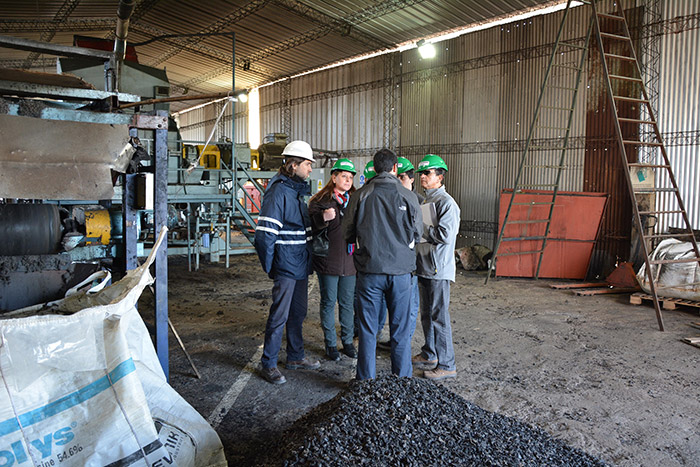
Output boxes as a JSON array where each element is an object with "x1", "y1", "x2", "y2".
[{"x1": 154, "y1": 109, "x2": 169, "y2": 378}]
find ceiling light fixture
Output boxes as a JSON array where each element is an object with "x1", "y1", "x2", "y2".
[
  {"x1": 237, "y1": 92, "x2": 248, "y2": 103},
  {"x1": 417, "y1": 39, "x2": 436, "y2": 59}
]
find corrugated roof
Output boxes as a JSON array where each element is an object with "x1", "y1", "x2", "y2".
[{"x1": 0, "y1": 0, "x2": 560, "y2": 111}]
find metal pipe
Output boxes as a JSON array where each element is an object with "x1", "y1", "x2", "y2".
[{"x1": 113, "y1": 0, "x2": 136, "y2": 92}]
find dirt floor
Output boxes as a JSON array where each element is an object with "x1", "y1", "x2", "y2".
[{"x1": 144, "y1": 254, "x2": 700, "y2": 466}]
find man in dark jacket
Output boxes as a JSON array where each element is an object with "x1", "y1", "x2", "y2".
[
  {"x1": 254, "y1": 140, "x2": 321, "y2": 385},
  {"x1": 342, "y1": 148, "x2": 423, "y2": 379}
]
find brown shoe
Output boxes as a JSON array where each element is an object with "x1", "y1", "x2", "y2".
[
  {"x1": 424, "y1": 368, "x2": 457, "y2": 381},
  {"x1": 261, "y1": 367, "x2": 286, "y2": 385},
  {"x1": 285, "y1": 358, "x2": 321, "y2": 370},
  {"x1": 412, "y1": 353, "x2": 437, "y2": 370}
]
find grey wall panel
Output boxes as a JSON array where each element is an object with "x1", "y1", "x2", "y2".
[{"x1": 655, "y1": 0, "x2": 700, "y2": 230}]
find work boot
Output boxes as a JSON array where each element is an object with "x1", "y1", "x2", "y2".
[
  {"x1": 412, "y1": 353, "x2": 438, "y2": 370},
  {"x1": 325, "y1": 346, "x2": 341, "y2": 361},
  {"x1": 341, "y1": 342, "x2": 357, "y2": 359},
  {"x1": 261, "y1": 367, "x2": 286, "y2": 385},
  {"x1": 424, "y1": 368, "x2": 457, "y2": 381},
  {"x1": 285, "y1": 357, "x2": 321, "y2": 370}
]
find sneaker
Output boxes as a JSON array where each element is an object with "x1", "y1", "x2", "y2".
[
  {"x1": 285, "y1": 358, "x2": 321, "y2": 370},
  {"x1": 424, "y1": 368, "x2": 457, "y2": 381},
  {"x1": 412, "y1": 353, "x2": 438, "y2": 370},
  {"x1": 325, "y1": 346, "x2": 341, "y2": 361},
  {"x1": 341, "y1": 343, "x2": 357, "y2": 359},
  {"x1": 261, "y1": 367, "x2": 286, "y2": 385}
]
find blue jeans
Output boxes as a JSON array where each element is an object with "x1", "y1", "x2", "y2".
[
  {"x1": 409, "y1": 274, "x2": 420, "y2": 340},
  {"x1": 317, "y1": 273, "x2": 355, "y2": 348},
  {"x1": 355, "y1": 272, "x2": 412, "y2": 379},
  {"x1": 377, "y1": 275, "x2": 419, "y2": 339},
  {"x1": 261, "y1": 277, "x2": 308, "y2": 369}
]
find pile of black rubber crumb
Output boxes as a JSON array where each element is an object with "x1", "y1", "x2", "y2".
[{"x1": 256, "y1": 375, "x2": 608, "y2": 466}]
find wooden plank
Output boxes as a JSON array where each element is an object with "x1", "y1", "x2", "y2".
[
  {"x1": 630, "y1": 292, "x2": 700, "y2": 311},
  {"x1": 550, "y1": 282, "x2": 606, "y2": 290},
  {"x1": 681, "y1": 336, "x2": 700, "y2": 349},
  {"x1": 572, "y1": 287, "x2": 637, "y2": 296}
]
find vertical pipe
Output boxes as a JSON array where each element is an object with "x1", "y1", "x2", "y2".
[{"x1": 154, "y1": 110, "x2": 169, "y2": 379}]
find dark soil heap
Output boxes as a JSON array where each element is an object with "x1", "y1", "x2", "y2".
[{"x1": 258, "y1": 375, "x2": 608, "y2": 466}]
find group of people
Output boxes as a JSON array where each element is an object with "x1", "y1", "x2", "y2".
[{"x1": 253, "y1": 141, "x2": 460, "y2": 385}]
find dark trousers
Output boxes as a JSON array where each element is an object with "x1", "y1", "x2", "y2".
[
  {"x1": 261, "y1": 276, "x2": 308, "y2": 369},
  {"x1": 355, "y1": 272, "x2": 412, "y2": 379}
]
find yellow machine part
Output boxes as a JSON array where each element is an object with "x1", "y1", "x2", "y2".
[
  {"x1": 250, "y1": 149, "x2": 260, "y2": 170},
  {"x1": 85, "y1": 209, "x2": 111, "y2": 245},
  {"x1": 182, "y1": 144, "x2": 221, "y2": 169}
]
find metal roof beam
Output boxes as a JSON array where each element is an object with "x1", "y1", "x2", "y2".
[
  {"x1": 22, "y1": 0, "x2": 82, "y2": 69},
  {"x1": 272, "y1": 0, "x2": 391, "y2": 50},
  {"x1": 182, "y1": 0, "x2": 426, "y2": 91},
  {"x1": 147, "y1": 0, "x2": 272, "y2": 67}
]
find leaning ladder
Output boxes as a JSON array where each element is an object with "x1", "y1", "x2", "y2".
[
  {"x1": 590, "y1": 0, "x2": 700, "y2": 331},
  {"x1": 486, "y1": 0, "x2": 592, "y2": 284}
]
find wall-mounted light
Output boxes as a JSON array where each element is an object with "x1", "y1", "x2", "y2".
[{"x1": 417, "y1": 39, "x2": 436, "y2": 59}]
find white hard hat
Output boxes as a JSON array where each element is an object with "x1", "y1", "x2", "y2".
[{"x1": 282, "y1": 140, "x2": 315, "y2": 162}]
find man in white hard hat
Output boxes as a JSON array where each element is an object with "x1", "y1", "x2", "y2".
[{"x1": 254, "y1": 140, "x2": 321, "y2": 384}]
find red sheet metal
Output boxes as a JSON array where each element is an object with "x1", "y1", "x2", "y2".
[{"x1": 496, "y1": 190, "x2": 608, "y2": 279}]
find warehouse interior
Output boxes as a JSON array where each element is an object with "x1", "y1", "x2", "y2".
[{"x1": 0, "y1": 0, "x2": 699, "y2": 465}]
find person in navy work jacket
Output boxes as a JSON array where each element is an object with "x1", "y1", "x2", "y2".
[{"x1": 254, "y1": 140, "x2": 321, "y2": 385}]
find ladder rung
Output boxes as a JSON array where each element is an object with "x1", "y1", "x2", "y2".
[
  {"x1": 609, "y1": 74, "x2": 642, "y2": 83},
  {"x1": 623, "y1": 140, "x2": 663, "y2": 146},
  {"x1": 618, "y1": 117, "x2": 655, "y2": 125},
  {"x1": 648, "y1": 257, "x2": 700, "y2": 266},
  {"x1": 506, "y1": 219, "x2": 551, "y2": 225},
  {"x1": 634, "y1": 187, "x2": 677, "y2": 193},
  {"x1": 643, "y1": 233, "x2": 695, "y2": 239},
  {"x1": 638, "y1": 210, "x2": 683, "y2": 215},
  {"x1": 541, "y1": 105, "x2": 574, "y2": 111},
  {"x1": 497, "y1": 250, "x2": 544, "y2": 257},
  {"x1": 512, "y1": 202, "x2": 555, "y2": 206},
  {"x1": 628, "y1": 163, "x2": 669, "y2": 168},
  {"x1": 600, "y1": 32, "x2": 631, "y2": 41},
  {"x1": 613, "y1": 95, "x2": 649, "y2": 103},
  {"x1": 502, "y1": 236, "x2": 547, "y2": 241},
  {"x1": 604, "y1": 53, "x2": 636, "y2": 62},
  {"x1": 598, "y1": 13, "x2": 625, "y2": 21}
]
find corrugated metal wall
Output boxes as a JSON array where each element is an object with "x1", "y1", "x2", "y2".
[
  {"x1": 177, "y1": 100, "x2": 247, "y2": 143},
  {"x1": 174, "y1": 0, "x2": 699, "y2": 274},
  {"x1": 656, "y1": 0, "x2": 700, "y2": 233}
]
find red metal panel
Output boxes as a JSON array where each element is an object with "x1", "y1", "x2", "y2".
[{"x1": 496, "y1": 190, "x2": 607, "y2": 279}]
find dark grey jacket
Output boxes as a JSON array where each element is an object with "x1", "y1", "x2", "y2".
[{"x1": 342, "y1": 172, "x2": 422, "y2": 275}]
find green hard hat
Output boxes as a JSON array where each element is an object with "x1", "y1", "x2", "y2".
[
  {"x1": 397, "y1": 157, "x2": 414, "y2": 175},
  {"x1": 416, "y1": 154, "x2": 448, "y2": 172},
  {"x1": 332, "y1": 158, "x2": 356, "y2": 174},
  {"x1": 363, "y1": 161, "x2": 376, "y2": 180}
]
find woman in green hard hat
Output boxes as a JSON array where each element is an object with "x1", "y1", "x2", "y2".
[{"x1": 308, "y1": 158, "x2": 358, "y2": 361}]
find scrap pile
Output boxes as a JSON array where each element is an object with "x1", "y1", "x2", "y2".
[{"x1": 258, "y1": 376, "x2": 607, "y2": 466}]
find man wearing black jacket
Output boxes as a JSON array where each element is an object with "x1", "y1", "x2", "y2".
[{"x1": 342, "y1": 149, "x2": 423, "y2": 379}]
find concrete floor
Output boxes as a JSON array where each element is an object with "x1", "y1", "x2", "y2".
[{"x1": 148, "y1": 255, "x2": 700, "y2": 466}]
